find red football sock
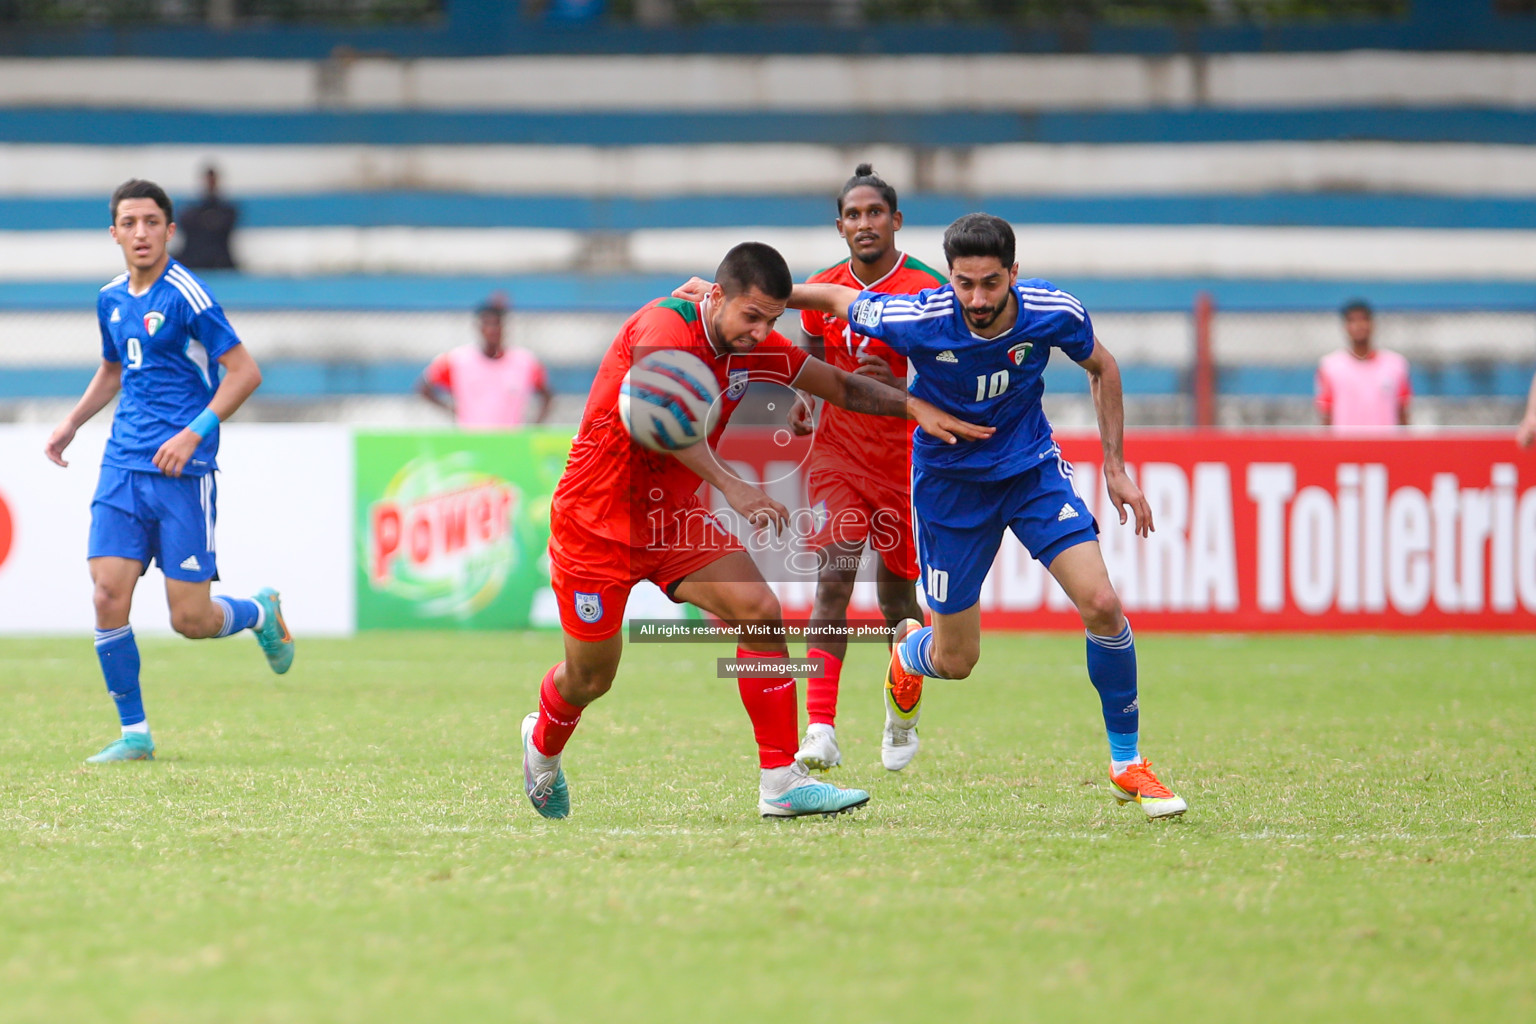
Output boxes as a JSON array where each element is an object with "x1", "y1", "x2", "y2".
[
  {"x1": 805, "y1": 647, "x2": 843, "y2": 728},
  {"x1": 532, "y1": 663, "x2": 582, "y2": 757},
  {"x1": 736, "y1": 646, "x2": 799, "y2": 769}
]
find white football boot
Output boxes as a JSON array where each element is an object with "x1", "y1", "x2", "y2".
[
  {"x1": 795, "y1": 723, "x2": 842, "y2": 771},
  {"x1": 881, "y1": 618, "x2": 925, "y2": 771}
]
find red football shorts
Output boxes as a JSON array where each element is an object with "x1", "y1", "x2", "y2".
[
  {"x1": 549, "y1": 494, "x2": 744, "y2": 642},
  {"x1": 805, "y1": 463, "x2": 918, "y2": 580}
]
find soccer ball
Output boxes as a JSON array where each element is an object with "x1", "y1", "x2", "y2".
[{"x1": 619, "y1": 348, "x2": 723, "y2": 452}]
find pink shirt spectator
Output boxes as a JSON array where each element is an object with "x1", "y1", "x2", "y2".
[
  {"x1": 1315, "y1": 349, "x2": 1411, "y2": 429},
  {"x1": 423, "y1": 344, "x2": 547, "y2": 428}
]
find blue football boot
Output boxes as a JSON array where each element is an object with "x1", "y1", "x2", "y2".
[
  {"x1": 85, "y1": 731, "x2": 155, "y2": 763},
  {"x1": 253, "y1": 588, "x2": 294, "y2": 675}
]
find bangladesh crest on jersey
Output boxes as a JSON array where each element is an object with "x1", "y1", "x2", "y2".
[
  {"x1": 574, "y1": 591, "x2": 603, "y2": 623},
  {"x1": 143, "y1": 311, "x2": 165, "y2": 337}
]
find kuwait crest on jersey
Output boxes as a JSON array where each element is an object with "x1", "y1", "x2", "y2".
[
  {"x1": 143, "y1": 311, "x2": 165, "y2": 337},
  {"x1": 1007, "y1": 341, "x2": 1033, "y2": 366}
]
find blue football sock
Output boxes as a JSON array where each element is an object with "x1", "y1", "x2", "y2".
[
  {"x1": 212, "y1": 595, "x2": 261, "y2": 637},
  {"x1": 95, "y1": 625, "x2": 145, "y2": 728},
  {"x1": 1085, "y1": 622, "x2": 1140, "y2": 765},
  {"x1": 896, "y1": 625, "x2": 945, "y2": 678}
]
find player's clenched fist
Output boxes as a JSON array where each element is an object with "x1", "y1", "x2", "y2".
[
  {"x1": 788, "y1": 391, "x2": 816, "y2": 436},
  {"x1": 852, "y1": 352, "x2": 899, "y2": 388},
  {"x1": 152, "y1": 427, "x2": 202, "y2": 478}
]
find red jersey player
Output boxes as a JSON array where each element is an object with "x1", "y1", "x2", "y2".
[
  {"x1": 520, "y1": 242, "x2": 990, "y2": 821},
  {"x1": 792, "y1": 165, "x2": 947, "y2": 775}
]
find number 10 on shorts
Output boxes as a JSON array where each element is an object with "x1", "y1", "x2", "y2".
[{"x1": 926, "y1": 567, "x2": 949, "y2": 603}]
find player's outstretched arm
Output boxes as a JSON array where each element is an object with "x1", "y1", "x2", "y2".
[
  {"x1": 152, "y1": 344, "x2": 263, "y2": 478},
  {"x1": 794, "y1": 359, "x2": 994, "y2": 445},
  {"x1": 668, "y1": 279, "x2": 862, "y2": 320},
  {"x1": 670, "y1": 439, "x2": 789, "y2": 534},
  {"x1": 45, "y1": 359, "x2": 122, "y2": 467},
  {"x1": 788, "y1": 283, "x2": 861, "y2": 317},
  {"x1": 1077, "y1": 338, "x2": 1154, "y2": 538}
]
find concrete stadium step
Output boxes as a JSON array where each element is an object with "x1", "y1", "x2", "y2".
[
  {"x1": 9, "y1": 193, "x2": 1536, "y2": 232},
  {"x1": 4, "y1": 53, "x2": 1536, "y2": 112},
  {"x1": 3, "y1": 224, "x2": 1535, "y2": 281}
]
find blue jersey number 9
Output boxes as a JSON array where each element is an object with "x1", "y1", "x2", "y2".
[
  {"x1": 975, "y1": 370, "x2": 1008, "y2": 401},
  {"x1": 125, "y1": 337, "x2": 143, "y2": 369}
]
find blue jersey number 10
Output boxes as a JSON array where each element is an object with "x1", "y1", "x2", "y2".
[{"x1": 975, "y1": 370, "x2": 1008, "y2": 401}]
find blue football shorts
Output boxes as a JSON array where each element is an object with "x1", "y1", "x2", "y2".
[
  {"x1": 912, "y1": 455, "x2": 1098, "y2": 614},
  {"x1": 88, "y1": 466, "x2": 219, "y2": 582}
]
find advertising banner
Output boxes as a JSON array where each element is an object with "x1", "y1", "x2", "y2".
[
  {"x1": 355, "y1": 429, "x2": 575, "y2": 629},
  {"x1": 710, "y1": 428, "x2": 1536, "y2": 632},
  {"x1": 0, "y1": 424, "x2": 354, "y2": 636}
]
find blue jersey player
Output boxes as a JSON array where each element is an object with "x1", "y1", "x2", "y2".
[
  {"x1": 44, "y1": 179, "x2": 295, "y2": 763},
  {"x1": 790, "y1": 213, "x2": 1187, "y2": 818}
]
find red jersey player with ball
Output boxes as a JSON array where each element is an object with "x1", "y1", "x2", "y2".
[
  {"x1": 521, "y1": 242, "x2": 990, "y2": 821},
  {"x1": 793, "y1": 165, "x2": 947, "y2": 775}
]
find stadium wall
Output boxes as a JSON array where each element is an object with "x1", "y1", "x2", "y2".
[
  {"x1": 3, "y1": 424, "x2": 1534, "y2": 637},
  {"x1": 0, "y1": 424, "x2": 354, "y2": 636}
]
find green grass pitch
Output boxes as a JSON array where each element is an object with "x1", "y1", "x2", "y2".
[{"x1": 2, "y1": 631, "x2": 1533, "y2": 1023}]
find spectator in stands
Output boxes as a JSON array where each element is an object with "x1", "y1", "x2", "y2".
[
  {"x1": 418, "y1": 294, "x2": 552, "y2": 429},
  {"x1": 1517, "y1": 371, "x2": 1536, "y2": 447},
  {"x1": 1315, "y1": 299, "x2": 1411, "y2": 429},
  {"x1": 175, "y1": 164, "x2": 239, "y2": 271}
]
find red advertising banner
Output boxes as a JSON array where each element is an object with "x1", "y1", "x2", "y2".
[{"x1": 710, "y1": 429, "x2": 1536, "y2": 632}]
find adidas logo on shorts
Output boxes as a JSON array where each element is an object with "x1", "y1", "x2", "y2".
[
  {"x1": 935, "y1": 350, "x2": 959, "y2": 363},
  {"x1": 180, "y1": 555, "x2": 201, "y2": 571},
  {"x1": 1057, "y1": 504, "x2": 1079, "y2": 522}
]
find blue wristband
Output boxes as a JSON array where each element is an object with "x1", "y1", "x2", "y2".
[{"x1": 187, "y1": 407, "x2": 220, "y2": 438}]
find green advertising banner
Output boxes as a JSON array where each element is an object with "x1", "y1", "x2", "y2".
[{"x1": 355, "y1": 429, "x2": 575, "y2": 629}]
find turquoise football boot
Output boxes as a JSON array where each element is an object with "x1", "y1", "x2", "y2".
[
  {"x1": 520, "y1": 712, "x2": 570, "y2": 819},
  {"x1": 253, "y1": 588, "x2": 294, "y2": 675},
  {"x1": 85, "y1": 731, "x2": 155, "y2": 763},
  {"x1": 758, "y1": 764, "x2": 870, "y2": 819}
]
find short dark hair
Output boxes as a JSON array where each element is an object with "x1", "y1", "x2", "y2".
[
  {"x1": 476, "y1": 291, "x2": 510, "y2": 317},
  {"x1": 1341, "y1": 298, "x2": 1373, "y2": 318},
  {"x1": 716, "y1": 241, "x2": 793, "y2": 302},
  {"x1": 837, "y1": 163, "x2": 899, "y2": 216},
  {"x1": 943, "y1": 213, "x2": 1015, "y2": 268},
  {"x1": 110, "y1": 179, "x2": 173, "y2": 224}
]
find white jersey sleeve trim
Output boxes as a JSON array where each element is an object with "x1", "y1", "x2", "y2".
[
  {"x1": 1018, "y1": 285, "x2": 1085, "y2": 316},
  {"x1": 1022, "y1": 300, "x2": 1086, "y2": 322},
  {"x1": 167, "y1": 265, "x2": 211, "y2": 313}
]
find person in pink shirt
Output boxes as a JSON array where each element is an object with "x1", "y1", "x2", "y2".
[
  {"x1": 1316, "y1": 299, "x2": 1411, "y2": 429},
  {"x1": 417, "y1": 295, "x2": 552, "y2": 428}
]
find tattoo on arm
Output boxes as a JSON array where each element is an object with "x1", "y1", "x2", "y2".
[{"x1": 840, "y1": 372, "x2": 906, "y2": 417}]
